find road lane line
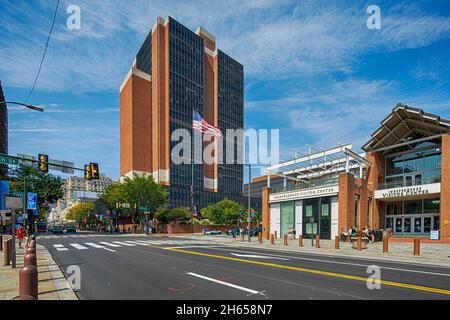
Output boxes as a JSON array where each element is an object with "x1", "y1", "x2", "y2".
[
  {"x1": 99, "y1": 242, "x2": 122, "y2": 248},
  {"x1": 112, "y1": 241, "x2": 136, "y2": 247},
  {"x1": 230, "y1": 253, "x2": 290, "y2": 260},
  {"x1": 206, "y1": 247, "x2": 450, "y2": 277},
  {"x1": 187, "y1": 272, "x2": 264, "y2": 296},
  {"x1": 70, "y1": 243, "x2": 88, "y2": 250},
  {"x1": 168, "y1": 248, "x2": 450, "y2": 296}
]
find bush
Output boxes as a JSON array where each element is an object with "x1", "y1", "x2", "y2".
[
  {"x1": 200, "y1": 218, "x2": 211, "y2": 225},
  {"x1": 192, "y1": 218, "x2": 201, "y2": 225}
]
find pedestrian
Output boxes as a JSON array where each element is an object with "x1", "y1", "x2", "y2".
[
  {"x1": 16, "y1": 225, "x2": 24, "y2": 249},
  {"x1": 240, "y1": 227, "x2": 244, "y2": 241}
]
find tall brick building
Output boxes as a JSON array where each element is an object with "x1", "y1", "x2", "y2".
[
  {"x1": 120, "y1": 17, "x2": 244, "y2": 209},
  {"x1": 261, "y1": 104, "x2": 450, "y2": 241}
]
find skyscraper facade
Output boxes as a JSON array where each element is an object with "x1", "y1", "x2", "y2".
[{"x1": 120, "y1": 17, "x2": 244, "y2": 209}]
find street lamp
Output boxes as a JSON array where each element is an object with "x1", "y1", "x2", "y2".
[{"x1": 0, "y1": 101, "x2": 44, "y2": 112}]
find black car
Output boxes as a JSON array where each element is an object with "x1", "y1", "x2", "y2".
[
  {"x1": 243, "y1": 227, "x2": 261, "y2": 236},
  {"x1": 52, "y1": 226, "x2": 64, "y2": 234}
]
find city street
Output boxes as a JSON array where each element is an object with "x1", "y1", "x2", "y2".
[{"x1": 37, "y1": 233, "x2": 450, "y2": 300}]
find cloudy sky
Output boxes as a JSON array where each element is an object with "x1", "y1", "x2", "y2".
[{"x1": 1, "y1": 0, "x2": 450, "y2": 180}]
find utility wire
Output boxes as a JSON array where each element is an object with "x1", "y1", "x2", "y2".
[{"x1": 24, "y1": 0, "x2": 61, "y2": 104}]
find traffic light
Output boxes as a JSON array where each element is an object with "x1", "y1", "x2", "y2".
[
  {"x1": 84, "y1": 164, "x2": 92, "y2": 180},
  {"x1": 38, "y1": 154, "x2": 49, "y2": 172},
  {"x1": 90, "y1": 162, "x2": 99, "y2": 179}
]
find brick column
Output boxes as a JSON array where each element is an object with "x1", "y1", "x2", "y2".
[
  {"x1": 262, "y1": 187, "x2": 271, "y2": 240},
  {"x1": 366, "y1": 152, "x2": 385, "y2": 229},
  {"x1": 441, "y1": 134, "x2": 450, "y2": 239},
  {"x1": 338, "y1": 173, "x2": 354, "y2": 233}
]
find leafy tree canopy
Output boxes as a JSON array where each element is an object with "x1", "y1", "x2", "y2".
[{"x1": 202, "y1": 198, "x2": 244, "y2": 225}]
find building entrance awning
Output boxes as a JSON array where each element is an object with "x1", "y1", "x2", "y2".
[{"x1": 362, "y1": 104, "x2": 450, "y2": 153}]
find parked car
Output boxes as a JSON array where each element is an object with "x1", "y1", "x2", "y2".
[
  {"x1": 203, "y1": 228, "x2": 222, "y2": 235},
  {"x1": 52, "y1": 226, "x2": 64, "y2": 234},
  {"x1": 243, "y1": 227, "x2": 261, "y2": 236},
  {"x1": 226, "y1": 227, "x2": 240, "y2": 236},
  {"x1": 66, "y1": 225, "x2": 77, "y2": 233}
]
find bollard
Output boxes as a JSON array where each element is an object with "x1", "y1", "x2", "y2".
[
  {"x1": 29, "y1": 240, "x2": 36, "y2": 249},
  {"x1": 383, "y1": 236, "x2": 389, "y2": 253},
  {"x1": 335, "y1": 236, "x2": 340, "y2": 249},
  {"x1": 0, "y1": 234, "x2": 2, "y2": 251},
  {"x1": 3, "y1": 239, "x2": 11, "y2": 266},
  {"x1": 258, "y1": 233, "x2": 262, "y2": 244},
  {"x1": 19, "y1": 265, "x2": 38, "y2": 300},
  {"x1": 284, "y1": 234, "x2": 288, "y2": 246},
  {"x1": 270, "y1": 234, "x2": 274, "y2": 244},
  {"x1": 357, "y1": 235, "x2": 362, "y2": 251},
  {"x1": 26, "y1": 246, "x2": 36, "y2": 255},
  {"x1": 274, "y1": 231, "x2": 277, "y2": 240},
  {"x1": 24, "y1": 253, "x2": 37, "y2": 268},
  {"x1": 299, "y1": 235, "x2": 303, "y2": 247},
  {"x1": 315, "y1": 235, "x2": 320, "y2": 248},
  {"x1": 413, "y1": 238, "x2": 420, "y2": 256}
]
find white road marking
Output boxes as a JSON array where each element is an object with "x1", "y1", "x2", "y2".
[
  {"x1": 99, "y1": 242, "x2": 122, "y2": 248},
  {"x1": 187, "y1": 272, "x2": 265, "y2": 296},
  {"x1": 85, "y1": 242, "x2": 116, "y2": 252},
  {"x1": 112, "y1": 241, "x2": 135, "y2": 247},
  {"x1": 70, "y1": 243, "x2": 88, "y2": 250},
  {"x1": 125, "y1": 241, "x2": 149, "y2": 246},
  {"x1": 53, "y1": 244, "x2": 68, "y2": 251},
  {"x1": 230, "y1": 253, "x2": 290, "y2": 261},
  {"x1": 210, "y1": 247, "x2": 450, "y2": 277}
]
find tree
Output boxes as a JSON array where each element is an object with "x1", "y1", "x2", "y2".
[
  {"x1": 155, "y1": 207, "x2": 191, "y2": 224},
  {"x1": 202, "y1": 198, "x2": 244, "y2": 225},
  {"x1": 66, "y1": 202, "x2": 95, "y2": 228},
  {"x1": 99, "y1": 174, "x2": 168, "y2": 232},
  {"x1": 9, "y1": 165, "x2": 64, "y2": 218}
]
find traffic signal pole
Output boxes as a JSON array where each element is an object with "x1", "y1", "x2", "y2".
[{"x1": 248, "y1": 164, "x2": 251, "y2": 242}]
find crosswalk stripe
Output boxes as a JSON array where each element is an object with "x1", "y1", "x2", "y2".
[
  {"x1": 112, "y1": 241, "x2": 135, "y2": 247},
  {"x1": 99, "y1": 242, "x2": 122, "y2": 248},
  {"x1": 85, "y1": 242, "x2": 116, "y2": 252},
  {"x1": 124, "y1": 241, "x2": 149, "y2": 246},
  {"x1": 53, "y1": 244, "x2": 68, "y2": 251},
  {"x1": 70, "y1": 243, "x2": 88, "y2": 250}
]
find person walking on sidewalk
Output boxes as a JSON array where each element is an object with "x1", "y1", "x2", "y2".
[{"x1": 16, "y1": 225, "x2": 24, "y2": 249}]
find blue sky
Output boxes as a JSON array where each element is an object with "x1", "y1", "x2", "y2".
[{"x1": 1, "y1": 0, "x2": 450, "y2": 181}]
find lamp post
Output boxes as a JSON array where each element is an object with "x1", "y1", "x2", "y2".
[{"x1": 1, "y1": 100, "x2": 43, "y2": 268}]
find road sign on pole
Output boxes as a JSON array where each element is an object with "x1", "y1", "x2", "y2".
[{"x1": 0, "y1": 155, "x2": 19, "y2": 166}]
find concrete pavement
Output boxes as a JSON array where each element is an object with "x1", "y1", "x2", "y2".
[{"x1": 0, "y1": 238, "x2": 78, "y2": 300}]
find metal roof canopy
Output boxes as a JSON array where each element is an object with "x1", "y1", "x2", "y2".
[
  {"x1": 362, "y1": 103, "x2": 450, "y2": 153},
  {"x1": 265, "y1": 143, "x2": 370, "y2": 182}
]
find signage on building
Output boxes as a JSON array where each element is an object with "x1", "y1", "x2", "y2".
[
  {"x1": 374, "y1": 183, "x2": 441, "y2": 200},
  {"x1": 269, "y1": 185, "x2": 339, "y2": 203},
  {"x1": 430, "y1": 230, "x2": 440, "y2": 240}
]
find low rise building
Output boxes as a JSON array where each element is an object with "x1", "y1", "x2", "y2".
[{"x1": 262, "y1": 104, "x2": 450, "y2": 242}]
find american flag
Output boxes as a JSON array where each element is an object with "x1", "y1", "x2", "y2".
[{"x1": 192, "y1": 110, "x2": 222, "y2": 137}]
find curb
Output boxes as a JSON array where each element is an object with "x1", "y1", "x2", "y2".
[{"x1": 38, "y1": 244, "x2": 78, "y2": 300}]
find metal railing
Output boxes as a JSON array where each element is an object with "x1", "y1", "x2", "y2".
[{"x1": 377, "y1": 176, "x2": 441, "y2": 190}]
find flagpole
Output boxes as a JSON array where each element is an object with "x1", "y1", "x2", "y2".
[{"x1": 191, "y1": 110, "x2": 195, "y2": 235}]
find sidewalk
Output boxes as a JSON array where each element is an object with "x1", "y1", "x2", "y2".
[
  {"x1": 177, "y1": 234, "x2": 450, "y2": 267},
  {"x1": 0, "y1": 239, "x2": 78, "y2": 300}
]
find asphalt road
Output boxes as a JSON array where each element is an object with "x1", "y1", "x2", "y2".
[{"x1": 36, "y1": 232, "x2": 450, "y2": 300}]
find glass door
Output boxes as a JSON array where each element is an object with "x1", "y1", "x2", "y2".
[
  {"x1": 404, "y1": 217, "x2": 411, "y2": 233},
  {"x1": 413, "y1": 217, "x2": 422, "y2": 233},
  {"x1": 395, "y1": 217, "x2": 403, "y2": 233}
]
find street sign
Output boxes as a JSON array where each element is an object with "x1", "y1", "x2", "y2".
[
  {"x1": 0, "y1": 155, "x2": 19, "y2": 166},
  {"x1": 5, "y1": 196, "x2": 22, "y2": 209}
]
